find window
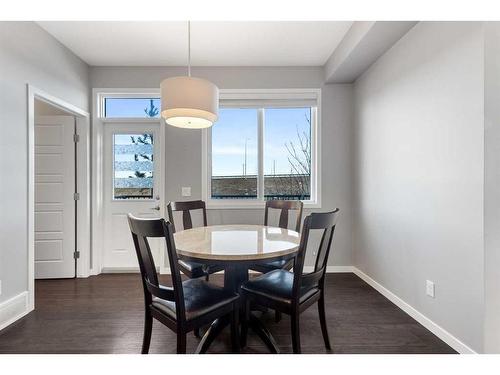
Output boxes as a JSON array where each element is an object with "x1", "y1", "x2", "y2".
[
  {"x1": 264, "y1": 107, "x2": 312, "y2": 201},
  {"x1": 104, "y1": 97, "x2": 161, "y2": 118},
  {"x1": 211, "y1": 109, "x2": 259, "y2": 199},
  {"x1": 113, "y1": 133, "x2": 154, "y2": 199},
  {"x1": 204, "y1": 89, "x2": 320, "y2": 207}
]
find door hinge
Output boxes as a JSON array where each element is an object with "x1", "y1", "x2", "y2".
[
  {"x1": 73, "y1": 134, "x2": 80, "y2": 143},
  {"x1": 74, "y1": 192, "x2": 80, "y2": 200},
  {"x1": 74, "y1": 251, "x2": 80, "y2": 259}
]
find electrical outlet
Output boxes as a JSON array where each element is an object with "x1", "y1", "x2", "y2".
[
  {"x1": 181, "y1": 187, "x2": 191, "y2": 197},
  {"x1": 426, "y1": 280, "x2": 435, "y2": 298}
]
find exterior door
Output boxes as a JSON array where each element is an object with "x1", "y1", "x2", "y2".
[
  {"x1": 35, "y1": 115, "x2": 76, "y2": 279},
  {"x1": 102, "y1": 122, "x2": 164, "y2": 270}
]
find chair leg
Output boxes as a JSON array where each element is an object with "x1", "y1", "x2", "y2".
[
  {"x1": 231, "y1": 303, "x2": 240, "y2": 353},
  {"x1": 275, "y1": 310, "x2": 282, "y2": 323},
  {"x1": 318, "y1": 294, "x2": 331, "y2": 350},
  {"x1": 177, "y1": 332, "x2": 187, "y2": 354},
  {"x1": 291, "y1": 312, "x2": 301, "y2": 354},
  {"x1": 141, "y1": 311, "x2": 153, "y2": 354},
  {"x1": 240, "y1": 298, "x2": 250, "y2": 348},
  {"x1": 200, "y1": 271, "x2": 209, "y2": 338},
  {"x1": 194, "y1": 328, "x2": 201, "y2": 338}
]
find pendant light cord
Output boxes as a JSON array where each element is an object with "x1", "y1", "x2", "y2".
[{"x1": 187, "y1": 20, "x2": 191, "y2": 77}]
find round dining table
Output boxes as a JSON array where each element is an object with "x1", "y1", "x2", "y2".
[{"x1": 174, "y1": 224, "x2": 300, "y2": 353}]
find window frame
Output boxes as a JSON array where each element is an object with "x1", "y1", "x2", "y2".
[{"x1": 202, "y1": 88, "x2": 321, "y2": 209}]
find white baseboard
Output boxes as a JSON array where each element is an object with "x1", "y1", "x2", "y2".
[
  {"x1": 101, "y1": 266, "x2": 160, "y2": 273},
  {"x1": 304, "y1": 265, "x2": 354, "y2": 273},
  {"x1": 352, "y1": 267, "x2": 477, "y2": 354},
  {"x1": 0, "y1": 291, "x2": 30, "y2": 332}
]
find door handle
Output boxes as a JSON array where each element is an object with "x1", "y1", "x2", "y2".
[{"x1": 151, "y1": 206, "x2": 160, "y2": 211}]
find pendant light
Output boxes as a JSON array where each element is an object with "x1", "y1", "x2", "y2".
[{"x1": 160, "y1": 21, "x2": 219, "y2": 129}]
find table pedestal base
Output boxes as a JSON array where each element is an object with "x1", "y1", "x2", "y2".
[
  {"x1": 194, "y1": 264, "x2": 280, "y2": 354},
  {"x1": 194, "y1": 313, "x2": 279, "y2": 354}
]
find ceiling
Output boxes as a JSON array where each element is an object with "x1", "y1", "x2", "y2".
[{"x1": 37, "y1": 21, "x2": 353, "y2": 67}]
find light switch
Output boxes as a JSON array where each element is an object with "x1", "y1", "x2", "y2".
[
  {"x1": 182, "y1": 187, "x2": 191, "y2": 197},
  {"x1": 426, "y1": 280, "x2": 435, "y2": 298}
]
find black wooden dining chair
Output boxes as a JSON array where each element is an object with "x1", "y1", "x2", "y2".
[
  {"x1": 127, "y1": 214, "x2": 240, "y2": 354},
  {"x1": 241, "y1": 209, "x2": 340, "y2": 354},
  {"x1": 167, "y1": 200, "x2": 224, "y2": 280},
  {"x1": 249, "y1": 200, "x2": 304, "y2": 322},
  {"x1": 250, "y1": 200, "x2": 304, "y2": 275}
]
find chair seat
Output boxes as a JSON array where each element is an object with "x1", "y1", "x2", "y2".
[
  {"x1": 249, "y1": 258, "x2": 293, "y2": 274},
  {"x1": 178, "y1": 259, "x2": 206, "y2": 278},
  {"x1": 241, "y1": 269, "x2": 319, "y2": 305},
  {"x1": 151, "y1": 278, "x2": 238, "y2": 321},
  {"x1": 178, "y1": 259, "x2": 224, "y2": 279}
]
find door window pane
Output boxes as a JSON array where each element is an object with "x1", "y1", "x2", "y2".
[
  {"x1": 113, "y1": 134, "x2": 154, "y2": 199},
  {"x1": 211, "y1": 108, "x2": 258, "y2": 199},
  {"x1": 264, "y1": 108, "x2": 311, "y2": 200},
  {"x1": 105, "y1": 98, "x2": 161, "y2": 118}
]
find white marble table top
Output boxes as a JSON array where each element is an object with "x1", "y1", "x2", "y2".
[{"x1": 174, "y1": 224, "x2": 300, "y2": 261}]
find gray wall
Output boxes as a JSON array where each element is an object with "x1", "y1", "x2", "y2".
[
  {"x1": 484, "y1": 22, "x2": 500, "y2": 353},
  {"x1": 90, "y1": 67, "x2": 353, "y2": 266},
  {"x1": 1, "y1": 21, "x2": 495, "y2": 351},
  {"x1": 34, "y1": 99, "x2": 72, "y2": 116},
  {"x1": 0, "y1": 22, "x2": 89, "y2": 303},
  {"x1": 353, "y1": 22, "x2": 484, "y2": 351}
]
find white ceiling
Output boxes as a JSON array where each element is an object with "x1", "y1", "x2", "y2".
[{"x1": 37, "y1": 21, "x2": 353, "y2": 67}]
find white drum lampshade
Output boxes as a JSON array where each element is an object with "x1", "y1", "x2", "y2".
[{"x1": 160, "y1": 76, "x2": 219, "y2": 129}]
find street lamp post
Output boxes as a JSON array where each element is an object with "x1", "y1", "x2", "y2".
[{"x1": 244, "y1": 137, "x2": 250, "y2": 177}]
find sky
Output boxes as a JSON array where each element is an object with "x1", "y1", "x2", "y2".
[
  {"x1": 212, "y1": 107, "x2": 311, "y2": 176},
  {"x1": 105, "y1": 98, "x2": 161, "y2": 118},
  {"x1": 113, "y1": 133, "x2": 154, "y2": 179},
  {"x1": 105, "y1": 98, "x2": 312, "y2": 177}
]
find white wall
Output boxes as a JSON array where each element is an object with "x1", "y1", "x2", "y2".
[
  {"x1": 0, "y1": 22, "x2": 89, "y2": 304},
  {"x1": 353, "y1": 22, "x2": 485, "y2": 352},
  {"x1": 484, "y1": 21, "x2": 500, "y2": 353},
  {"x1": 90, "y1": 67, "x2": 353, "y2": 266}
]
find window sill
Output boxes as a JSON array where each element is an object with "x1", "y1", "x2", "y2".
[{"x1": 205, "y1": 200, "x2": 321, "y2": 210}]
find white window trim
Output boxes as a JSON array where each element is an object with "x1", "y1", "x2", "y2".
[{"x1": 202, "y1": 88, "x2": 321, "y2": 210}]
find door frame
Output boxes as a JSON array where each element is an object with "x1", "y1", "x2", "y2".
[
  {"x1": 27, "y1": 84, "x2": 91, "y2": 310},
  {"x1": 92, "y1": 88, "x2": 166, "y2": 275}
]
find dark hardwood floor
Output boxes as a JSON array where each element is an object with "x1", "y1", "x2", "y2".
[{"x1": 0, "y1": 273, "x2": 456, "y2": 354}]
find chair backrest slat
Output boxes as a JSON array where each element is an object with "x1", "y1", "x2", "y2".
[
  {"x1": 292, "y1": 209, "x2": 340, "y2": 298},
  {"x1": 167, "y1": 200, "x2": 208, "y2": 232},
  {"x1": 162, "y1": 220, "x2": 186, "y2": 320},
  {"x1": 127, "y1": 216, "x2": 163, "y2": 290},
  {"x1": 264, "y1": 200, "x2": 304, "y2": 232},
  {"x1": 128, "y1": 214, "x2": 186, "y2": 321},
  {"x1": 314, "y1": 227, "x2": 335, "y2": 272},
  {"x1": 182, "y1": 210, "x2": 193, "y2": 229},
  {"x1": 279, "y1": 208, "x2": 289, "y2": 229}
]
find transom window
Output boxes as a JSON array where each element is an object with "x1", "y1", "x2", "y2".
[
  {"x1": 100, "y1": 94, "x2": 161, "y2": 118},
  {"x1": 203, "y1": 89, "x2": 320, "y2": 208}
]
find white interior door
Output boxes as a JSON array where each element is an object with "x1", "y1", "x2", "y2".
[
  {"x1": 35, "y1": 115, "x2": 76, "y2": 279},
  {"x1": 103, "y1": 122, "x2": 164, "y2": 270}
]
